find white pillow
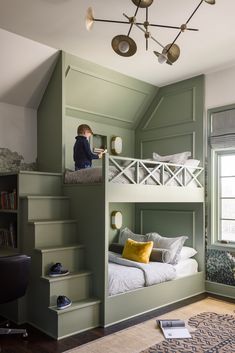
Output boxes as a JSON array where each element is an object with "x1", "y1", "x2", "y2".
[
  {"x1": 152, "y1": 151, "x2": 191, "y2": 165},
  {"x1": 184, "y1": 159, "x2": 200, "y2": 173},
  {"x1": 146, "y1": 232, "x2": 188, "y2": 264},
  {"x1": 118, "y1": 227, "x2": 147, "y2": 245},
  {"x1": 179, "y1": 246, "x2": 197, "y2": 261}
]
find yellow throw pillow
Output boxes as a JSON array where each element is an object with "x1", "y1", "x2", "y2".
[{"x1": 122, "y1": 238, "x2": 154, "y2": 264}]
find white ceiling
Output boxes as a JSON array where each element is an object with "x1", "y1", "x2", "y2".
[{"x1": 0, "y1": 0, "x2": 235, "y2": 98}]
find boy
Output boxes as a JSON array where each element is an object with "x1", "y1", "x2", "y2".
[{"x1": 73, "y1": 124, "x2": 102, "y2": 170}]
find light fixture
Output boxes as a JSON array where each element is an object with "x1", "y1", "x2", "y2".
[
  {"x1": 111, "y1": 136, "x2": 123, "y2": 155},
  {"x1": 111, "y1": 211, "x2": 123, "y2": 230},
  {"x1": 85, "y1": 0, "x2": 215, "y2": 65}
]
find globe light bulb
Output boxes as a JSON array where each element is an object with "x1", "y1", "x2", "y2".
[
  {"x1": 158, "y1": 53, "x2": 167, "y2": 64},
  {"x1": 118, "y1": 41, "x2": 130, "y2": 53}
]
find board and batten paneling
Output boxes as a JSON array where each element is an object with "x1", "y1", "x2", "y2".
[
  {"x1": 135, "y1": 75, "x2": 204, "y2": 162},
  {"x1": 135, "y1": 203, "x2": 205, "y2": 271},
  {"x1": 64, "y1": 53, "x2": 158, "y2": 130}
]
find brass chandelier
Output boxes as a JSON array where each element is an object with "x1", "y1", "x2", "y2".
[{"x1": 85, "y1": 0, "x2": 215, "y2": 65}]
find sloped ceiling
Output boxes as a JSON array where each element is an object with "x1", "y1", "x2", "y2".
[
  {"x1": 0, "y1": 0, "x2": 235, "y2": 90},
  {"x1": 0, "y1": 28, "x2": 58, "y2": 108}
]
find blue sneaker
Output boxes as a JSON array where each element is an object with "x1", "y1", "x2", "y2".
[
  {"x1": 49, "y1": 263, "x2": 69, "y2": 277},
  {"x1": 57, "y1": 295, "x2": 72, "y2": 310}
]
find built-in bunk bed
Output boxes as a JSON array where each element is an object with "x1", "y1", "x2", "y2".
[
  {"x1": 36, "y1": 52, "x2": 205, "y2": 329},
  {"x1": 63, "y1": 153, "x2": 205, "y2": 326}
]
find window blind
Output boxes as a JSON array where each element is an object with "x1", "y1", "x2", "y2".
[{"x1": 210, "y1": 109, "x2": 235, "y2": 148}]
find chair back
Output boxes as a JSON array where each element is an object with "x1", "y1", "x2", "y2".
[{"x1": 0, "y1": 254, "x2": 31, "y2": 304}]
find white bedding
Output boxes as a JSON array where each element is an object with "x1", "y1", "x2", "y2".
[
  {"x1": 108, "y1": 253, "x2": 198, "y2": 296},
  {"x1": 174, "y1": 258, "x2": 198, "y2": 278},
  {"x1": 64, "y1": 166, "x2": 198, "y2": 186}
]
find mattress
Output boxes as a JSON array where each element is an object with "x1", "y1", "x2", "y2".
[
  {"x1": 174, "y1": 258, "x2": 198, "y2": 278},
  {"x1": 108, "y1": 257, "x2": 198, "y2": 296}
]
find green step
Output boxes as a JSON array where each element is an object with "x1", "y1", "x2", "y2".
[
  {"x1": 34, "y1": 245, "x2": 85, "y2": 276},
  {"x1": 41, "y1": 271, "x2": 92, "y2": 306},
  {"x1": 28, "y1": 219, "x2": 78, "y2": 248},
  {"x1": 24, "y1": 196, "x2": 70, "y2": 220},
  {"x1": 50, "y1": 298, "x2": 101, "y2": 339},
  {"x1": 19, "y1": 171, "x2": 62, "y2": 196}
]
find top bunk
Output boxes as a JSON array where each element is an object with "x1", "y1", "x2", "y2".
[{"x1": 64, "y1": 153, "x2": 204, "y2": 203}]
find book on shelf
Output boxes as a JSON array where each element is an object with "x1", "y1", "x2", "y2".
[
  {"x1": 0, "y1": 190, "x2": 17, "y2": 210},
  {"x1": 0, "y1": 223, "x2": 17, "y2": 248},
  {"x1": 157, "y1": 319, "x2": 191, "y2": 339}
]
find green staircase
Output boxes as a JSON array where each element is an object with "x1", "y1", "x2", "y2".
[{"x1": 19, "y1": 171, "x2": 100, "y2": 339}]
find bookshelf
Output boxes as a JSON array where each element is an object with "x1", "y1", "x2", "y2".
[{"x1": 0, "y1": 173, "x2": 18, "y2": 252}]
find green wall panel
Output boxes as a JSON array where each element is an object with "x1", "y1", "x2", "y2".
[
  {"x1": 135, "y1": 203, "x2": 205, "y2": 272},
  {"x1": 64, "y1": 53, "x2": 158, "y2": 130},
  {"x1": 108, "y1": 203, "x2": 135, "y2": 244},
  {"x1": 144, "y1": 88, "x2": 195, "y2": 129},
  {"x1": 135, "y1": 75, "x2": 204, "y2": 163},
  {"x1": 140, "y1": 132, "x2": 194, "y2": 159}
]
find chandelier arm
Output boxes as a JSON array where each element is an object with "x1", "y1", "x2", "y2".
[
  {"x1": 93, "y1": 18, "x2": 130, "y2": 25},
  {"x1": 148, "y1": 23, "x2": 198, "y2": 31},
  {"x1": 186, "y1": 0, "x2": 204, "y2": 24},
  {"x1": 146, "y1": 7, "x2": 148, "y2": 50},
  {"x1": 127, "y1": 0, "x2": 141, "y2": 37},
  {"x1": 166, "y1": 0, "x2": 204, "y2": 54}
]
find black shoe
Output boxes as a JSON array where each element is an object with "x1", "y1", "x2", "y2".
[
  {"x1": 57, "y1": 295, "x2": 72, "y2": 310},
  {"x1": 49, "y1": 263, "x2": 69, "y2": 277}
]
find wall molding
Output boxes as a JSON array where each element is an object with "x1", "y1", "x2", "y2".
[
  {"x1": 65, "y1": 65, "x2": 151, "y2": 127},
  {"x1": 142, "y1": 86, "x2": 196, "y2": 131},
  {"x1": 139, "y1": 208, "x2": 196, "y2": 248},
  {"x1": 67, "y1": 65, "x2": 151, "y2": 95},
  {"x1": 140, "y1": 131, "x2": 196, "y2": 159},
  {"x1": 65, "y1": 105, "x2": 133, "y2": 125}
]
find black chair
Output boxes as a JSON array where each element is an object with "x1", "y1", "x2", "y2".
[{"x1": 0, "y1": 254, "x2": 31, "y2": 337}]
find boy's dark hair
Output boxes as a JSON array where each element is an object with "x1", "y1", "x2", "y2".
[{"x1": 77, "y1": 124, "x2": 93, "y2": 135}]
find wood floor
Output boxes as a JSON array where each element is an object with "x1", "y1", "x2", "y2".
[{"x1": 0, "y1": 294, "x2": 234, "y2": 353}]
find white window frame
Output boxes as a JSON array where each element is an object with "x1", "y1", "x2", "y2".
[{"x1": 211, "y1": 148, "x2": 235, "y2": 246}]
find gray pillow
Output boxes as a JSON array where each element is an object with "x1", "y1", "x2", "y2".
[
  {"x1": 109, "y1": 243, "x2": 171, "y2": 263},
  {"x1": 118, "y1": 227, "x2": 147, "y2": 245},
  {"x1": 146, "y1": 232, "x2": 188, "y2": 264}
]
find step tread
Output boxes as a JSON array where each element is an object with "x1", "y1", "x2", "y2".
[
  {"x1": 50, "y1": 298, "x2": 101, "y2": 314},
  {"x1": 41, "y1": 270, "x2": 92, "y2": 282},
  {"x1": 35, "y1": 244, "x2": 84, "y2": 253},
  {"x1": 28, "y1": 219, "x2": 77, "y2": 225},
  {"x1": 21, "y1": 195, "x2": 69, "y2": 200}
]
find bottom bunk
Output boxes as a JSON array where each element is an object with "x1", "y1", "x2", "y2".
[{"x1": 105, "y1": 271, "x2": 205, "y2": 326}]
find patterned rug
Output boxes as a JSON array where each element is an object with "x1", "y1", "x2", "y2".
[{"x1": 140, "y1": 312, "x2": 235, "y2": 353}]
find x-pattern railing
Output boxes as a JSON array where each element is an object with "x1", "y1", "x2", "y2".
[{"x1": 108, "y1": 155, "x2": 203, "y2": 188}]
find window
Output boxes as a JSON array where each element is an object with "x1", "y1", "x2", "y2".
[{"x1": 215, "y1": 151, "x2": 235, "y2": 243}]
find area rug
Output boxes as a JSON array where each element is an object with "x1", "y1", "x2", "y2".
[
  {"x1": 65, "y1": 299, "x2": 235, "y2": 353},
  {"x1": 140, "y1": 312, "x2": 235, "y2": 353}
]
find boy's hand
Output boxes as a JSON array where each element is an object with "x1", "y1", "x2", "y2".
[{"x1": 98, "y1": 153, "x2": 103, "y2": 159}]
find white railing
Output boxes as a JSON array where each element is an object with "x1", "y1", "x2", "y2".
[{"x1": 106, "y1": 155, "x2": 204, "y2": 188}]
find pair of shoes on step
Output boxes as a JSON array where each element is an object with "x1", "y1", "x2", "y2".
[
  {"x1": 49, "y1": 262, "x2": 69, "y2": 277},
  {"x1": 48, "y1": 263, "x2": 72, "y2": 309}
]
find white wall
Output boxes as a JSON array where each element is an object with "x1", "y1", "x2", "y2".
[
  {"x1": 0, "y1": 102, "x2": 37, "y2": 163},
  {"x1": 205, "y1": 64, "x2": 235, "y2": 110}
]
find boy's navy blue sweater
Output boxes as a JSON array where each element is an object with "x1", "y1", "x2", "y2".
[{"x1": 73, "y1": 135, "x2": 99, "y2": 169}]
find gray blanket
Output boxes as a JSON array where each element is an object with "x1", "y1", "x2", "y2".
[{"x1": 108, "y1": 252, "x2": 176, "y2": 287}]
